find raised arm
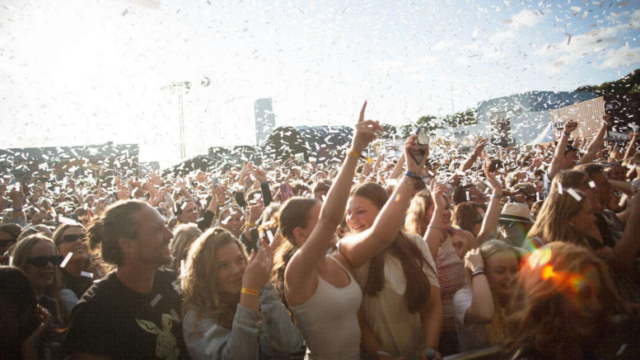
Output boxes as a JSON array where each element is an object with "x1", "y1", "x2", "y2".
[
  {"x1": 459, "y1": 138, "x2": 488, "y2": 173},
  {"x1": 460, "y1": 249, "x2": 494, "y2": 324},
  {"x1": 285, "y1": 102, "x2": 382, "y2": 296},
  {"x1": 611, "y1": 192, "x2": 640, "y2": 278},
  {"x1": 423, "y1": 182, "x2": 450, "y2": 260},
  {"x1": 579, "y1": 114, "x2": 611, "y2": 165},
  {"x1": 624, "y1": 130, "x2": 637, "y2": 160},
  {"x1": 548, "y1": 121, "x2": 578, "y2": 180},
  {"x1": 339, "y1": 135, "x2": 425, "y2": 269},
  {"x1": 388, "y1": 152, "x2": 405, "y2": 180},
  {"x1": 476, "y1": 169, "x2": 503, "y2": 244}
]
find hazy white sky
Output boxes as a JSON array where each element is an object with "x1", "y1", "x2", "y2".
[{"x1": 1, "y1": 0, "x2": 639, "y2": 167}]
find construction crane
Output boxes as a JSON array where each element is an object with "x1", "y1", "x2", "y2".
[{"x1": 161, "y1": 81, "x2": 191, "y2": 159}]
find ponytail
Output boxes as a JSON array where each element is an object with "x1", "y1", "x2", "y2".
[{"x1": 86, "y1": 200, "x2": 147, "y2": 266}]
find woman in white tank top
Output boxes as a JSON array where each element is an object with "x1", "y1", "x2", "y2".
[{"x1": 272, "y1": 102, "x2": 422, "y2": 359}]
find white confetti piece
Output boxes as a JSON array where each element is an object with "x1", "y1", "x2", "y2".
[
  {"x1": 60, "y1": 252, "x2": 73, "y2": 268},
  {"x1": 558, "y1": 183, "x2": 563, "y2": 194},
  {"x1": 567, "y1": 188, "x2": 582, "y2": 202},
  {"x1": 266, "y1": 230, "x2": 274, "y2": 244},
  {"x1": 617, "y1": 344, "x2": 627, "y2": 356},
  {"x1": 81, "y1": 271, "x2": 94, "y2": 279},
  {"x1": 588, "y1": 181, "x2": 596, "y2": 188},
  {"x1": 150, "y1": 294, "x2": 162, "y2": 307},
  {"x1": 170, "y1": 309, "x2": 181, "y2": 323}
]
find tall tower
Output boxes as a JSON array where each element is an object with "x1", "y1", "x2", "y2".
[{"x1": 255, "y1": 98, "x2": 276, "y2": 146}]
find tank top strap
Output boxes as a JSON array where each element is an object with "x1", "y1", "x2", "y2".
[{"x1": 327, "y1": 255, "x2": 354, "y2": 280}]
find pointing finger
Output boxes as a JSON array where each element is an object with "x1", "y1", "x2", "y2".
[{"x1": 359, "y1": 101, "x2": 367, "y2": 123}]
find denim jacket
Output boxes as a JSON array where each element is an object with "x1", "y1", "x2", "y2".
[{"x1": 183, "y1": 284, "x2": 303, "y2": 360}]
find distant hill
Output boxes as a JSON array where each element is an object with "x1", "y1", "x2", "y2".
[{"x1": 575, "y1": 68, "x2": 640, "y2": 96}]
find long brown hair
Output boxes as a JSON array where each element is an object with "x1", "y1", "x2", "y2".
[
  {"x1": 181, "y1": 228, "x2": 248, "y2": 332},
  {"x1": 549, "y1": 170, "x2": 587, "y2": 194},
  {"x1": 352, "y1": 182, "x2": 431, "y2": 314},
  {"x1": 527, "y1": 190, "x2": 588, "y2": 246},
  {"x1": 272, "y1": 197, "x2": 320, "y2": 306},
  {"x1": 404, "y1": 189, "x2": 433, "y2": 237},
  {"x1": 12, "y1": 234, "x2": 67, "y2": 326},
  {"x1": 452, "y1": 202, "x2": 486, "y2": 236},
  {"x1": 504, "y1": 242, "x2": 621, "y2": 359},
  {"x1": 169, "y1": 224, "x2": 202, "y2": 272}
]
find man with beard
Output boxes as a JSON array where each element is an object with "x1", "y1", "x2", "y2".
[{"x1": 63, "y1": 200, "x2": 188, "y2": 359}]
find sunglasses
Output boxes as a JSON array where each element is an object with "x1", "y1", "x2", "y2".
[
  {"x1": 61, "y1": 234, "x2": 87, "y2": 243},
  {"x1": 0, "y1": 239, "x2": 17, "y2": 247},
  {"x1": 28, "y1": 255, "x2": 64, "y2": 268}
]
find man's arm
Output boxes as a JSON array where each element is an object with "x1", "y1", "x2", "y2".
[
  {"x1": 459, "y1": 138, "x2": 488, "y2": 173},
  {"x1": 624, "y1": 130, "x2": 637, "y2": 160},
  {"x1": 548, "y1": 121, "x2": 578, "y2": 179},
  {"x1": 579, "y1": 114, "x2": 611, "y2": 165}
]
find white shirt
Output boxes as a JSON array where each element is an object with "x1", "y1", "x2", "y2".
[
  {"x1": 353, "y1": 233, "x2": 439, "y2": 358},
  {"x1": 453, "y1": 285, "x2": 489, "y2": 352}
]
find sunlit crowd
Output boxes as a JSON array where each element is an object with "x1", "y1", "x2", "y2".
[{"x1": 1, "y1": 104, "x2": 639, "y2": 360}]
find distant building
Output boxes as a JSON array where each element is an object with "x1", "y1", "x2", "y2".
[
  {"x1": 442, "y1": 91, "x2": 598, "y2": 146},
  {"x1": 255, "y1": 98, "x2": 276, "y2": 146}
]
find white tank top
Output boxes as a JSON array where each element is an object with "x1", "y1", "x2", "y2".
[{"x1": 288, "y1": 256, "x2": 362, "y2": 360}]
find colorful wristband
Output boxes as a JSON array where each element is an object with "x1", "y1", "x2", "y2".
[
  {"x1": 404, "y1": 170, "x2": 421, "y2": 180},
  {"x1": 241, "y1": 287, "x2": 259, "y2": 296}
]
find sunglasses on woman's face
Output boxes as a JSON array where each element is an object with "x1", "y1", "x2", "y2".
[
  {"x1": 61, "y1": 234, "x2": 87, "y2": 243},
  {"x1": 28, "y1": 255, "x2": 64, "y2": 268}
]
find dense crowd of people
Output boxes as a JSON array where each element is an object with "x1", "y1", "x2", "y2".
[{"x1": 1, "y1": 103, "x2": 640, "y2": 360}]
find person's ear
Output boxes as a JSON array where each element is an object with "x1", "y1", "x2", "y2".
[
  {"x1": 118, "y1": 238, "x2": 137, "y2": 254},
  {"x1": 292, "y1": 227, "x2": 306, "y2": 245}
]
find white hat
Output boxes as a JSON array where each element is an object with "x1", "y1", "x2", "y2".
[{"x1": 499, "y1": 203, "x2": 534, "y2": 224}]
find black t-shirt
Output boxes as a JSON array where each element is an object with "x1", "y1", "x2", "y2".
[
  {"x1": 63, "y1": 269, "x2": 189, "y2": 360},
  {"x1": 61, "y1": 270, "x2": 93, "y2": 299}
]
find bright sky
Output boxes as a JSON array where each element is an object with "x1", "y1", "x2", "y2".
[{"x1": 1, "y1": 0, "x2": 639, "y2": 167}]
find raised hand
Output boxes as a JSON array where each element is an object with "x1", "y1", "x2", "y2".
[
  {"x1": 474, "y1": 138, "x2": 489, "y2": 157},
  {"x1": 430, "y1": 180, "x2": 450, "y2": 209},
  {"x1": 464, "y1": 248, "x2": 484, "y2": 272},
  {"x1": 251, "y1": 165, "x2": 268, "y2": 184},
  {"x1": 242, "y1": 239, "x2": 274, "y2": 289},
  {"x1": 196, "y1": 172, "x2": 207, "y2": 184},
  {"x1": 564, "y1": 121, "x2": 578, "y2": 134},
  {"x1": 351, "y1": 101, "x2": 384, "y2": 155},
  {"x1": 361, "y1": 162, "x2": 373, "y2": 178},
  {"x1": 149, "y1": 170, "x2": 162, "y2": 187},
  {"x1": 116, "y1": 181, "x2": 130, "y2": 201},
  {"x1": 21, "y1": 305, "x2": 52, "y2": 355},
  {"x1": 404, "y1": 135, "x2": 426, "y2": 173},
  {"x1": 9, "y1": 186, "x2": 23, "y2": 207},
  {"x1": 602, "y1": 113, "x2": 613, "y2": 127},
  {"x1": 248, "y1": 202, "x2": 265, "y2": 225}
]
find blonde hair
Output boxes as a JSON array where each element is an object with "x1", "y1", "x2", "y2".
[
  {"x1": 404, "y1": 189, "x2": 434, "y2": 237},
  {"x1": 527, "y1": 190, "x2": 587, "y2": 246},
  {"x1": 12, "y1": 234, "x2": 66, "y2": 326},
  {"x1": 181, "y1": 227, "x2": 248, "y2": 332},
  {"x1": 504, "y1": 242, "x2": 621, "y2": 359},
  {"x1": 477, "y1": 240, "x2": 522, "y2": 347},
  {"x1": 169, "y1": 224, "x2": 203, "y2": 272}
]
